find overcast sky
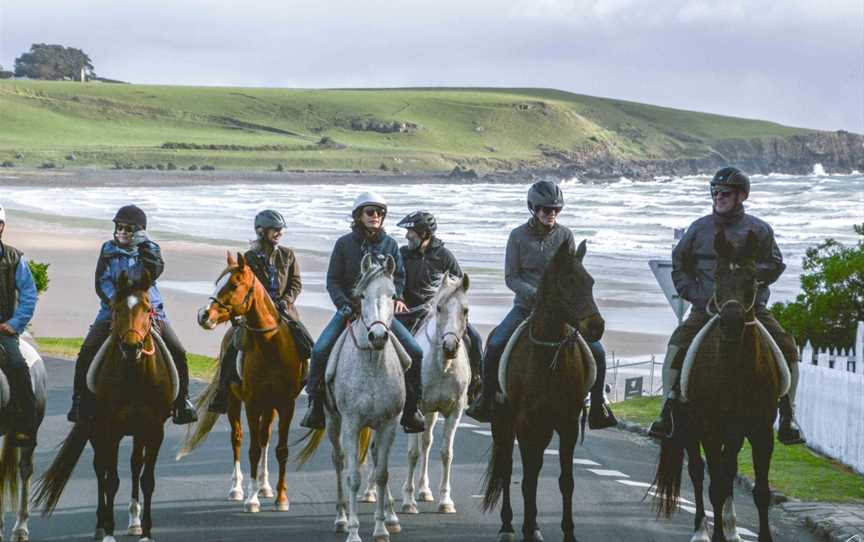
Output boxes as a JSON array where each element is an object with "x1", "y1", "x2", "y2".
[{"x1": 2, "y1": 0, "x2": 862, "y2": 132}]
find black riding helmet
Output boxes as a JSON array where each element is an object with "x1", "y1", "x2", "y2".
[
  {"x1": 710, "y1": 167, "x2": 750, "y2": 197},
  {"x1": 113, "y1": 205, "x2": 147, "y2": 230},
  {"x1": 397, "y1": 210, "x2": 437, "y2": 238},
  {"x1": 254, "y1": 209, "x2": 287, "y2": 230},
  {"x1": 527, "y1": 180, "x2": 565, "y2": 213}
]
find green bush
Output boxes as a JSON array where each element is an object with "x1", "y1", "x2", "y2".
[
  {"x1": 772, "y1": 223, "x2": 864, "y2": 349},
  {"x1": 27, "y1": 260, "x2": 49, "y2": 294}
]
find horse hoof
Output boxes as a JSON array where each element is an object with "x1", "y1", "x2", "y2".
[
  {"x1": 275, "y1": 500, "x2": 290, "y2": 512},
  {"x1": 139, "y1": 538, "x2": 155, "y2": 542},
  {"x1": 527, "y1": 529, "x2": 544, "y2": 542},
  {"x1": 373, "y1": 534, "x2": 390, "y2": 542},
  {"x1": 258, "y1": 486, "x2": 275, "y2": 499},
  {"x1": 102, "y1": 536, "x2": 117, "y2": 542},
  {"x1": 401, "y1": 503, "x2": 418, "y2": 514},
  {"x1": 438, "y1": 502, "x2": 456, "y2": 514},
  {"x1": 385, "y1": 521, "x2": 401, "y2": 534},
  {"x1": 12, "y1": 529, "x2": 29, "y2": 542},
  {"x1": 127, "y1": 525, "x2": 143, "y2": 537},
  {"x1": 245, "y1": 502, "x2": 261, "y2": 513},
  {"x1": 93, "y1": 529, "x2": 105, "y2": 540},
  {"x1": 497, "y1": 533, "x2": 516, "y2": 542},
  {"x1": 227, "y1": 488, "x2": 244, "y2": 501},
  {"x1": 690, "y1": 517, "x2": 710, "y2": 542},
  {"x1": 417, "y1": 490, "x2": 434, "y2": 502},
  {"x1": 360, "y1": 491, "x2": 377, "y2": 503},
  {"x1": 334, "y1": 520, "x2": 348, "y2": 533}
]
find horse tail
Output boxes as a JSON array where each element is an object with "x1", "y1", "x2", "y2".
[
  {"x1": 480, "y1": 403, "x2": 515, "y2": 513},
  {"x1": 176, "y1": 367, "x2": 223, "y2": 460},
  {"x1": 32, "y1": 422, "x2": 90, "y2": 515},
  {"x1": 357, "y1": 427, "x2": 373, "y2": 466},
  {"x1": 294, "y1": 429, "x2": 326, "y2": 468},
  {"x1": 0, "y1": 435, "x2": 20, "y2": 517},
  {"x1": 651, "y1": 434, "x2": 685, "y2": 518}
]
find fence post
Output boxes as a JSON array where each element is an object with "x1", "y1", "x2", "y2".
[
  {"x1": 802, "y1": 340, "x2": 814, "y2": 365},
  {"x1": 856, "y1": 321, "x2": 864, "y2": 373}
]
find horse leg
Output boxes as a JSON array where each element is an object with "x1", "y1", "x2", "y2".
[
  {"x1": 720, "y1": 434, "x2": 745, "y2": 542},
  {"x1": 518, "y1": 427, "x2": 552, "y2": 542},
  {"x1": 344, "y1": 422, "x2": 363, "y2": 542},
  {"x1": 438, "y1": 410, "x2": 459, "y2": 514},
  {"x1": 140, "y1": 427, "x2": 165, "y2": 542},
  {"x1": 400, "y1": 432, "x2": 420, "y2": 514},
  {"x1": 703, "y1": 440, "x2": 731, "y2": 542},
  {"x1": 273, "y1": 404, "x2": 293, "y2": 511},
  {"x1": 373, "y1": 421, "x2": 399, "y2": 541},
  {"x1": 493, "y1": 414, "x2": 517, "y2": 542},
  {"x1": 127, "y1": 438, "x2": 145, "y2": 537},
  {"x1": 11, "y1": 447, "x2": 34, "y2": 542},
  {"x1": 227, "y1": 396, "x2": 244, "y2": 501},
  {"x1": 92, "y1": 434, "x2": 108, "y2": 541},
  {"x1": 417, "y1": 412, "x2": 437, "y2": 503},
  {"x1": 558, "y1": 428, "x2": 577, "y2": 542},
  {"x1": 101, "y1": 434, "x2": 122, "y2": 542},
  {"x1": 686, "y1": 441, "x2": 710, "y2": 542},
  {"x1": 257, "y1": 408, "x2": 275, "y2": 499},
  {"x1": 361, "y1": 437, "x2": 378, "y2": 503},
  {"x1": 749, "y1": 427, "x2": 775, "y2": 542},
  {"x1": 328, "y1": 413, "x2": 349, "y2": 534},
  {"x1": 243, "y1": 403, "x2": 262, "y2": 513}
]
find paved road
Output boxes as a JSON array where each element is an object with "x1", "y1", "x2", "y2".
[{"x1": 19, "y1": 357, "x2": 817, "y2": 542}]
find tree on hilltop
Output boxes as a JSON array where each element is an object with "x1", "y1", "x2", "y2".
[{"x1": 14, "y1": 43, "x2": 95, "y2": 80}]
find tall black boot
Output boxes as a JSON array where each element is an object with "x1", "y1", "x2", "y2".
[
  {"x1": 9, "y1": 366, "x2": 37, "y2": 447},
  {"x1": 172, "y1": 361, "x2": 198, "y2": 425},
  {"x1": 648, "y1": 382, "x2": 680, "y2": 440},
  {"x1": 465, "y1": 330, "x2": 483, "y2": 405},
  {"x1": 778, "y1": 395, "x2": 805, "y2": 445},
  {"x1": 588, "y1": 393, "x2": 618, "y2": 430},
  {"x1": 401, "y1": 381, "x2": 426, "y2": 434},
  {"x1": 208, "y1": 346, "x2": 237, "y2": 414},
  {"x1": 300, "y1": 386, "x2": 325, "y2": 429}
]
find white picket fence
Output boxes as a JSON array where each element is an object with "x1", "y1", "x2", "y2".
[{"x1": 795, "y1": 321, "x2": 864, "y2": 475}]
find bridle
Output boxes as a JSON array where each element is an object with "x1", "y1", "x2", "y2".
[
  {"x1": 347, "y1": 310, "x2": 391, "y2": 350},
  {"x1": 706, "y1": 287, "x2": 758, "y2": 326},
  {"x1": 527, "y1": 313, "x2": 582, "y2": 371},
  {"x1": 117, "y1": 306, "x2": 156, "y2": 358},
  {"x1": 209, "y1": 281, "x2": 278, "y2": 334}
]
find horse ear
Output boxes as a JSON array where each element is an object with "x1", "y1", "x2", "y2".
[
  {"x1": 714, "y1": 230, "x2": 733, "y2": 259},
  {"x1": 361, "y1": 253, "x2": 373, "y2": 273},
  {"x1": 461, "y1": 273, "x2": 470, "y2": 292},
  {"x1": 741, "y1": 230, "x2": 759, "y2": 262},
  {"x1": 384, "y1": 254, "x2": 396, "y2": 277},
  {"x1": 237, "y1": 252, "x2": 246, "y2": 269},
  {"x1": 226, "y1": 251, "x2": 237, "y2": 266},
  {"x1": 139, "y1": 269, "x2": 153, "y2": 291},
  {"x1": 575, "y1": 239, "x2": 587, "y2": 262},
  {"x1": 117, "y1": 271, "x2": 130, "y2": 294}
]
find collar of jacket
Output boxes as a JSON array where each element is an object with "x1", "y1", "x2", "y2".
[
  {"x1": 249, "y1": 240, "x2": 278, "y2": 262},
  {"x1": 403, "y1": 236, "x2": 443, "y2": 258},
  {"x1": 103, "y1": 240, "x2": 137, "y2": 257},
  {"x1": 527, "y1": 217, "x2": 558, "y2": 238},
  {"x1": 712, "y1": 203, "x2": 745, "y2": 226}
]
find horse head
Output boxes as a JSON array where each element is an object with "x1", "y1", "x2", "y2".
[
  {"x1": 198, "y1": 251, "x2": 257, "y2": 330},
  {"x1": 538, "y1": 240, "x2": 604, "y2": 342},
  {"x1": 712, "y1": 229, "x2": 759, "y2": 340},
  {"x1": 432, "y1": 273, "x2": 470, "y2": 362},
  {"x1": 112, "y1": 270, "x2": 155, "y2": 362},
  {"x1": 355, "y1": 253, "x2": 396, "y2": 350}
]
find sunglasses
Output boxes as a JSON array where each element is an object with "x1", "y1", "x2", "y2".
[
  {"x1": 711, "y1": 189, "x2": 736, "y2": 199},
  {"x1": 114, "y1": 223, "x2": 138, "y2": 233},
  {"x1": 364, "y1": 207, "x2": 386, "y2": 217},
  {"x1": 537, "y1": 206, "x2": 562, "y2": 215}
]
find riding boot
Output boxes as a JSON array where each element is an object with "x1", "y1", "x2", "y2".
[
  {"x1": 172, "y1": 361, "x2": 198, "y2": 425},
  {"x1": 778, "y1": 363, "x2": 805, "y2": 445},
  {"x1": 649, "y1": 379, "x2": 680, "y2": 440},
  {"x1": 68, "y1": 349, "x2": 90, "y2": 423},
  {"x1": 465, "y1": 331, "x2": 483, "y2": 405},
  {"x1": 466, "y1": 348, "x2": 498, "y2": 423},
  {"x1": 401, "y1": 382, "x2": 426, "y2": 434},
  {"x1": 588, "y1": 394, "x2": 618, "y2": 430},
  {"x1": 300, "y1": 386, "x2": 325, "y2": 429},
  {"x1": 208, "y1": 345, "x2": 237, "y2": 414},
  {"x1": 8, "y1": 366, "x2": 38, "y2": 447}
]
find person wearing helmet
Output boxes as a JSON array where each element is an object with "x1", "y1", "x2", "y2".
[
  {"x1": 207, "y1": 209, "x2": 314, "y2": 413},
  {"x1": 300, "y1": 192, "x2": 426, "y2": 433},
  {"x1": 465, "y1": 181, "x2": 618, "y2": 429},
  {"x1": 396, "y1": 210, "x2": 484, "y2": 402},
  {"x1": 648, "y1": 167, "x2": 804, "y2": 444},
  {"x1": 0, "y1": 204, "x2": 40, "y2": 447},
  {"x1": 66, "y1": 205, "x2": 198, "y2": 425}
]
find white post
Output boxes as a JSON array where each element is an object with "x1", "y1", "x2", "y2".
[
  {"x1": 856, "y1": 321, "x2": 863, "y2": 373},
  {"x1": 802, "y1": 340, "x2": 814, "y2": 365}
]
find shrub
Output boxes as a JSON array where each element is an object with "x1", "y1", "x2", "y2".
[
  {"x1": 156, "y1": 164, "x2": 165, "y2": 170},
  {"x1": 39, "y1": 162, "x2": 56, "y2": 169},
  {"x1": 275, "y1": 164, "x2": 285, "y2": 172},
  {"x1": 1, "y1": 161, "x2": 14, "y2": 168},
  {"x1": 27, "y1": 260, "x2": 50, "y2": 294},
  {"x1": 65, "y1": 153, "x2": 76, "y2": 161},
  {"x1": 188, "y1": 164, "x2": 198, "y2": 171},
  {"x1": 166, "y1": 162, "x2": 177, "y2": 170},
  {"x1": 201, "y1": 165, "x2": 215, "y2": 171}
]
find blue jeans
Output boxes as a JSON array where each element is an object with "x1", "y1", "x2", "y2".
[
  {"x1": 481, "y1": 305, "x2": 607, "y2": 400},
  {"x1": 306, "y1": 312, "x2": 424, "y2": 394}
]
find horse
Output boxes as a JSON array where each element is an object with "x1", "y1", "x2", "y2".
[
  {"x1": 180, "y1": 251, "x2": 305, "y2": 513},
  {"x1": 0, "y1": 333, "x2": 47, "y2": 542},
  {"x1": 297, "y1": 253, "x2": 406, "y2": 542},
  {"x1": 34, "y1": 271, "x2": 174, "y2": 542},
  {"x1": 652, "y1": 230, "x2": 785, "y2": 542},
  {"x1": 400, "y1": 273, "x2": 472, "y2": 515}
]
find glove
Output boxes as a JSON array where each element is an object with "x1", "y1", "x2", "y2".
[
  {"x1": 338, "y1": 304, "x2": 354, "y2": 319},
  {"x1": 276, "y1": 299, "x2": 290, "y2": 314},
  {"x1": 131, "y1": 230, "x2": 150, "y2": 247}
]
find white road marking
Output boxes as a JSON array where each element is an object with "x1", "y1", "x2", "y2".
[
  {"x1": 472, "y1": 430, "x2": 492, "y2": 436},
  {"x1": 544, "y1": 449, "x2": 559, "y2": 456},
  {"x1": 586, "y1": 469, "x2": 629, "y2": 478},
  {"x1": 573, "y1": 459, "x2": 601, "y2": 466},
  {"x1": 458, "y1": 422, "x2": 481, "y2": 428},
  {"x1": 616, "y1": 480, "x2": 651, "y2": 488}
]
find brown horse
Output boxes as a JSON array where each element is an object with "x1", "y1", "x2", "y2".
[
  {"x1": 481, "y1": 240, "x2": 605, "y2": 542},
  {"x1": 34, "y1": 271, "x2": 174, "y2": 542},
  {"x1": 653, "y1": 230, "x2": 784, "y2": 542},
  {"x1": 180, "y1": 251, "x2": 305, "y2": 513}
]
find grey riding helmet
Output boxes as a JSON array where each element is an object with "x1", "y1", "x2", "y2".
[
  {"x1": 397, "y1": 210, "x2": 437, "y2": 238},
  {"x1": 710, "y1": 167, "x2": 750, "y2": 197},
  {"x1": 527, "y1": 180, "x2": 565, "y2": 213},
  {"x1": 352, "y1": 192, "x2": 388, "y2": 218},
  {"x1": 254, "y1": 209, "x2": 286, "y2": 230}
]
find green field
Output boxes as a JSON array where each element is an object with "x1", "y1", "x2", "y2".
[
  {"x1": 615, "y1": 396, "x2": 864, "y2": 503},
  {"x1": 0, "y1": 80, "x2": 815, "y2": 172}
]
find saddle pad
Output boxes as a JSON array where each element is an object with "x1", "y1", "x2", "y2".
[
  {"x1": 324, "y1": 325, "x2": 412, "y2": 387},
  {"x1": 680, "y1": 316, "x2": 790, "y2": 402},
  {"x1": 0, "y1": 334, "x2": 41, "y2": 408},
  {"x1": 87, "y1": 331, "x2": 180, "y2": 402}
]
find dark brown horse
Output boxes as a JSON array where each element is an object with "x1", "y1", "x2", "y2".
[
  {"x1": 482, "y1": 240, "x2": 605, "y2": 542},
  {"x1": 180, "y1": 251, "x2": 305, "y2": 513},
  {"x1": 35, "y1": 271, "x2": 174, "y2": 542},
  {"x1": 653, "y1": 230, "x2": 784, "y2": 542}
]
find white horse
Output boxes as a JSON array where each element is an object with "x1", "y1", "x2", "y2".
[
  {"x1": 297, "y1": 254, "x2": 406, "y2": 542},
  {"x1": 400, "y1": 273, "x2": 471, "y2": 515},
  {"x1": 0, "y1": 334, "x2": 47, "y2": 542}
]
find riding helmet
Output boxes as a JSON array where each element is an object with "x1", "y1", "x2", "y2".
[
  {"x1": 254, "y1": 209, "x2": 287, "y2": 230},
  {"x1": 113, "y1": 204, "x2": 147, "y2": 229},
  {"x1": 710, "y1": 167, "x2": 750, "y2": 197},
  {"x1": 352, "y1": 192, "x2": 388, "y2": 217},
  {"x1": 397, "y1": 210, "x2": 437, "y2": 238},
  {"x1": 527, "y1": 180, "x2": 565, "y2": 213}
]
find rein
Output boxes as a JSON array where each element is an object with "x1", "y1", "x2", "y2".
[
  {"x1": 706, "y1": 289, "x2": 758, "y2": 326},
  {"x1": 527, "y1": 314, "x2": 581, "y2": 371},
  {"x1": 211, "y1": 284, "x2": 279, "y2": 334},
  {"x1": 347, "y1": 313, "x2": 390, "y2": 351}
]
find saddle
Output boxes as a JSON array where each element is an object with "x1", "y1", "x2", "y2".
[
  {"x1": 680, "y1": 316, "x2": 791, "y2": 403},
  {"x1": 0, "y1": 333, "x2": 41, "y2": 409},
  {"x1": 497, "y1": 318, "x2": 597, "y2": 402},
  {"x1": 86, "y1": 330, "x2": 180, "y2": 402}
]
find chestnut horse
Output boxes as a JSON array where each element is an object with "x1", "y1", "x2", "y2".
[
  {"x1": 35, "y1": 271, "x2": 174, "y2": 542},
  {"x1": 179, "y1": 252, "x2": 305, "y2": 513},
  {"x1": 653, "y1": 230, "x2": 785, "y2": 542},
  {"x1": 481, "y1": 240, "x2": 604, "y2": 542}
]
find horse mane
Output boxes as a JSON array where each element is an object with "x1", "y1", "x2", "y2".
[
  {"x1": 351, "y1": 263, "x2": 389, "y2": 297},
  {"x1": 415, "y1": 274, "x2": 463, "y2": 331}
]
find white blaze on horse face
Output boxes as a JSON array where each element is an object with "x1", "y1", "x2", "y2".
[
  {"x1": 213, "y1": 272, "x2": 231, "y2": 298},
  {"x1": 127, "y1": 295, "x2": 140, "y2": 310}
]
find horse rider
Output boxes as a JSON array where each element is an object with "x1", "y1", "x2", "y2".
[
  {"x1": 395, "y1": 210, "x2": 484, "y2": 402},
  {"x1": 465, "y1": 181, "x2": 618, "y2": 429},
  {"x1": 648, "y1": 167, "x2": 804, "y2": 445},
  {"x1": 208, "y1": 209, "x2": 314, "y2": 413},
  {"x1": 0, "y1": 204, "x2": 39, "y2": 447},
  {"x1": 66, "y1": 205, "x2": 198, "y2": 425},
  {"x1": 300, "y1": 192, "x2": 426, "y2": 434}
]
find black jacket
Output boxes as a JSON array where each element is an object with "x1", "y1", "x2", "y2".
[
  {"x1": 326, "y1": 226, "x2": 406, "y2": 311},
  {"x1": 400, "y1": 237, "x2": 463, "y2": 308}
]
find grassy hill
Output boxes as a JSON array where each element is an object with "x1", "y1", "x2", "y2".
[{"x1": 0, "y1": 80, "x2": 818, "y2": 173}]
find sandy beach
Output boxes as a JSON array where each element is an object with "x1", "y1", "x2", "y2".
[{"x1": 5, "y1": 211, "x2": 668, "y2": 362}]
